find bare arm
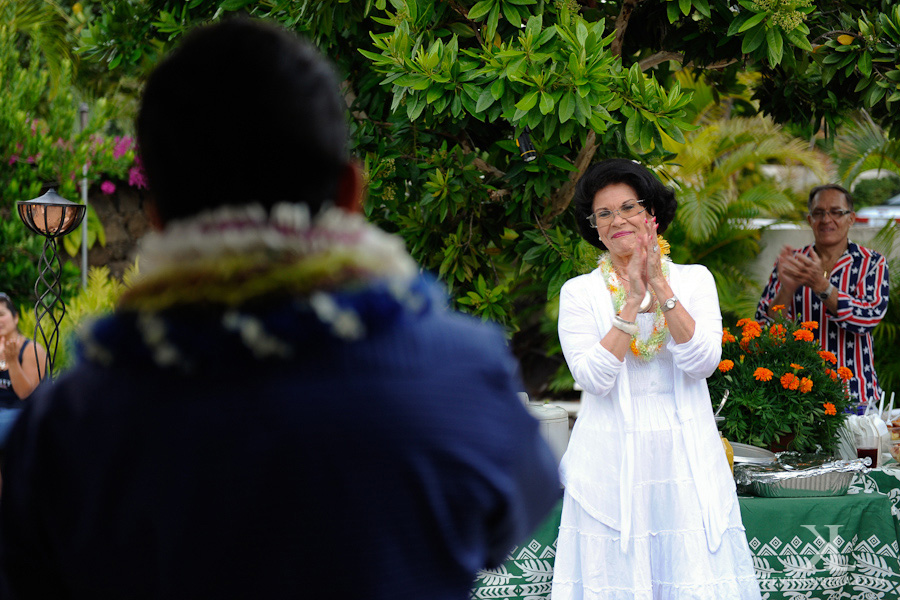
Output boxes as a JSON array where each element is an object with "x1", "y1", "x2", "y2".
[
  {"x1": 645, "y1": 217, "x2": 693, "y2": 344},
  {"x1": 1, "y1": 336, "x2": 46, "y2": 399},
  {"x1": 766, "y1": 246, "x2": 802, "y2": 320}
]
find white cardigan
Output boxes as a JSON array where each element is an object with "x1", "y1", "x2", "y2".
[{"x1": 557, "y1": 261, "x2": 735, "y2": 553}]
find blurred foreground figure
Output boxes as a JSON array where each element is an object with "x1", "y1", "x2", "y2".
[{"x1": 0, "y1": 19, "x2": 558, "y2": 600}]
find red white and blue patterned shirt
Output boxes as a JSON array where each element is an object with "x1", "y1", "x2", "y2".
[{"x1": 756, "y1": 241, "x2": 890, "y2": 404}]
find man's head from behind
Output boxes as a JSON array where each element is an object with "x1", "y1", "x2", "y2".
[{"x1": 136, "y1": 19, "x2": 349, "y2": 225}]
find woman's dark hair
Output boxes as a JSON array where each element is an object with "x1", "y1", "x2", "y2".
[
  {"x1": 0, "y1": 293, "x2": 19, "y2": 321},
  {"x1": 136, "y1": 18, "x2": 349, "y2": 224},
  {"x1": 573, "y1": 158, "x2": 677, "y2": 251}
]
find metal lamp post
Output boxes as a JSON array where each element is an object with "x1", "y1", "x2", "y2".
[{"x1": 16, "y1": 189, "x2": 86, "y2": 379}]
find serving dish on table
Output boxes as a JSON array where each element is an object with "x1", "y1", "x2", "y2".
[{"x1": 735, "y1": 452, "x2": 870, "y2": 498}]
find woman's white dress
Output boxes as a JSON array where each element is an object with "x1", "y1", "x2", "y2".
[{"x1": 552, "y1": 263, "x2": 761, "y2": 600}]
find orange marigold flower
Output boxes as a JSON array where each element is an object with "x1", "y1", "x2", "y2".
[
  {"x1": 799, "y1": 377, "x2": 813, "y2": 393},
  {"x1": 793, "y1": 329, "x2": 814, "y2": 342},
  {"x1": 743, "y1": 328, "x2": 761, "y2": 340},
  {"x1": 823, "y1": 402, "x2": 837, "y2": 416},
  {"x1": 769, "y1": 324, "x2": 786, "y2": 338},
  {"x1": 790, "y1": 363, "x2": 804, "y2": 370},
  {"x1": 754, "y1": 368, "x2": 774, "y2": 382},
  {"x1": 818, "y1": 350, "x2": 837, "y2": 364},
  {"x1": 771, "y1": 304, "x2": 786, "y2": 312},
  {"x1": 801, "y1": 321, "x2": 819, "y2": 330},
  {"x1": 718, "y1": 360, "x2": 734, "y2": 373},
  {"x1": 736, "y1": 318, "x2": 752, "y2": 327},
  {"x1": 722, "y1": 329, "x2": 736, "y2": 343},
  {"x1": 825, "y1": 368, "x2": 838, "y2": 381},
  {"x1": 837, "y1": 366, "x2": 853, "y2": 381},
  {"x1": 780, "y1": 372, "x2": 800, "y2": 390}
]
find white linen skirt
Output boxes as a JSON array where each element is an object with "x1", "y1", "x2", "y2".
[{"x1": 551, "y1": 477, "x2": 761, "y2": 600}]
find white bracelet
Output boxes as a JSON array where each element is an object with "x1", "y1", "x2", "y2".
[{"x1": 612, "y1": 315, "x2": 639, "y2": 336}]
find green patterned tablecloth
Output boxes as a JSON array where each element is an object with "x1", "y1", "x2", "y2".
[{"x1": 471, "y1": 467, "x2": 900, "y2": 600}]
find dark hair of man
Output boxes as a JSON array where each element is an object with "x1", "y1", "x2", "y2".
[
  {"x1": 0, "y1": 294, "x2": 18, "y2": 320},
  {"x1": 573, "y1": 158, "x2": 678, "y2": 251},
  {"x1": 808, "y1": 184, "x2": 854, "y2": 212},
  {"x1": 136, "y1": 18, "x2": 349, "y2": 224}
]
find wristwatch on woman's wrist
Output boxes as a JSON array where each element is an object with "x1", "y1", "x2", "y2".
[
  {"x1": 817, "y1": 282, "x2": 834, "y2": 300},
  {"x1": 661, "y1": 296, "x2": 678, "y2": 312}
]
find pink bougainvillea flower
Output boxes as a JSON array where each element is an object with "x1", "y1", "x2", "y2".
[
  {"x1": 128, "y1": 156, "x2": 148, "y2": 189},
  {"x1": 113, "y1": 136, "x2": 133, "y2": 160},
  {"x1": 101, "y1": 180, "x2": 116, "y2": 195}
]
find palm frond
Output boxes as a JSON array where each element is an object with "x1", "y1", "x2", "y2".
[
  {"x1": 835, "y1": 115, "x2": 900, "y2": 186},
  {"x1": 5, "y1": 0, "x2": 73, "y2": 95}
]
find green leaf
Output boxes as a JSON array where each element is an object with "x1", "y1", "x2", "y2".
[
  {"x1": 476, "y1": 87, "x2": 495, "y2": 112},
  {"x1": 559, "y1": 119, "x2": 575, "y2": 143},
  {"x1": 625, "y1": 114, "x2": 639, "y2": 146},
  {"x1": 486, "y1": 4, "x2": 500, "y2": 39},
  {"x1": 859, "y1": 51, "x2": 872, "y2": 78},
  {"x1": 544, "y1": 154, "x2": 577, "y2": 171},
  {"x1": 491, "y1": 78, "x2": 505, "y2": 101},
  {"x1": 576, "y1": 21, "x2": 588, "y2": 47},
  {"x1": 727, "y1": 11, "x2": 752, "y2": 37},
  {"x1": 693, "y1": 0, "x2": 711, "y2": 18},
  {"x1": 448, "y1": 22, "x2": 477, "y2": 38},
  {"x1": 666, "y1": 1, "x2": 679, "y2": 23},
  {"x1": 407, "y1": 94, "x2": 426, "y2": 120},
  {"x1": 738, "y1": 11, "x2": 767, "y2": 33},
  {"x1": 220, "y1": 0, "x2": 255, "y2": 10},
  {"x1": 741, "y1": 24, "x2": 767, "y2": 54},
  {"x1": 515, "y1": 90, "x2": 539, "y2": 111},
  {"x1": 639, "y1": 119, "x2": 654, "y2": 151},
  {"x1": 503, "y1": 2, "x2": 522, "y2": 27},
  {"x1": 539, "y1": 91, "x2": 554, "y2": 115},
  {"x1": 784, "y1": 30, "x2": 813, "y2": 52},
  {"x1": 535, "y1": 26, "x2": 557, "y2": 48},
  {"x1": 558, "y1": 92, "x2": 575, "y2": 123},
  {"x1": 679, "y1": 0, "x2": 691, "y2": 16},
  {"x1": 766, "y1": 28, "x2": 783, "y2": 65},
  {"x1": 467, "y1": 0, "x2": 494, "y2": 21},
  {"x1": 426, "y1": 85, "x2": 444, "y2": 104}
]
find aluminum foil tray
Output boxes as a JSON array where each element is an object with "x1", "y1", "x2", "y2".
[{"x1": 735, "y1": 453, "x2": 869, "y2": 498}]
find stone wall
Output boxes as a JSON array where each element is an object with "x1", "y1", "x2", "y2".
[{"x1": 82, "y1": 183, "x2": 152, "y2": 280}]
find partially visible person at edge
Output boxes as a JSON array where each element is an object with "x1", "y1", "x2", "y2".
[
  {"x1": 756, "y1": 184, "x2": 890, "y2": 405},
  {"x1": 551, "y1": 159, "x2": 760, "y2": 599},
  {"x1": 0, "y1": 293, "x2": 46, "y2": 448},
  {"x1": 0, "y1": 19, "x2": 559, "y2": 600}
]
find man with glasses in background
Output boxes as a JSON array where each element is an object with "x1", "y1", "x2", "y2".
[{"x1": 756, "y1": 184, "x2": 890, "y2": 405}]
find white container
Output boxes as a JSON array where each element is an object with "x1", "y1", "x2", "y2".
[{"x1": 526, "y1": 402, "x2": 571, "y2": 468}]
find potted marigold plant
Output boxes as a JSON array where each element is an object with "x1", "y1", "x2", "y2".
[{"x1": 707, "y1": 306, "x2": 853, "y2": 454}]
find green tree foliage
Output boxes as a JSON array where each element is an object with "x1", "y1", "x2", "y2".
[
  {"x1": 72, "y1": 0, "x2": 900, "y2": 395},
  {"x1": 0, "y1": 20, "x2": 137, "y2": 306},
  {"x1": 17, "y1": 264, "x2": 139, "y2": 373}
]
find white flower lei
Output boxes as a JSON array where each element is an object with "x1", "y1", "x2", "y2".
[{"x1": 80, "y1": 203, "x2": 426, "y2": 368}]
